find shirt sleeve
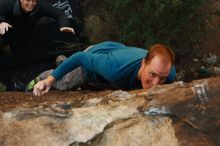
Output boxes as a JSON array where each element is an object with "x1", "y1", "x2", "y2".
[{"x1": 51, "y1": 51, "x2": 102, "y2": 80}]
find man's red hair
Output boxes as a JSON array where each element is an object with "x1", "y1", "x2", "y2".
[{"x1": 145, "y1": 44, "x2": 175, "y2": 64}]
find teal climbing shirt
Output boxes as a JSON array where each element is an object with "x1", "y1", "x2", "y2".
[{"x1": 51, "y1": 41, "x2": 176, "y2": 89}]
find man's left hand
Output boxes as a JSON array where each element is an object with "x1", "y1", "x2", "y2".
[{"x1": 60, "y1": 27, "x2": 75, "y2": 34}]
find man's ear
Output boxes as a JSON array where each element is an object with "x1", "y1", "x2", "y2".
[{"x1": 141, "y1": 58, "x2": 145, "y2": 66}]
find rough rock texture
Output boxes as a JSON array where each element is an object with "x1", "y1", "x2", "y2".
[
  {"x1": 89, "y1": 117, "x2": 178, "y2": 146},
  {"x1": 0, "y1": 77, "x2": 220, "y2": 146}
]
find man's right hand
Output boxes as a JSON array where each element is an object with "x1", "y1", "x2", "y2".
[
  {"x1": 0, "y1": 22, "x2": 12, "y2": 35},
  {"x1": 33, "y1": 76, "x2": 55, "y2": 96}
]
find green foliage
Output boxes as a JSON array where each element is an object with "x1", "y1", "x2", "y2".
[
  {"x1": 105, "y1": 0, "x2": 209, "y2": 50},
  {"x1": 0, "y1": 83, "x2": 6, "y2": 92}
]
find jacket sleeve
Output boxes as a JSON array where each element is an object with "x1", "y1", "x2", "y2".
[{"x1": 37, "y1": 1, "x2": 70, "y2": 28}]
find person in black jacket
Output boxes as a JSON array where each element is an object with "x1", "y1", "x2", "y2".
[{"x1": 0, "y1": 0, "x2": 74, "y2": 56}]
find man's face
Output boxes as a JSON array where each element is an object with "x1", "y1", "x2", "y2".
[
  {"x1": 20, "y1": 0, "x2": 37, "y2": 13},
  {"x1": 140, "y1": 56, "x2": 171, "y2": 89}
]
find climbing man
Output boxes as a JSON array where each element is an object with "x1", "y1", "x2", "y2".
[{"x1": 31, "y1": 41, "x2": 176, "y2": 96}]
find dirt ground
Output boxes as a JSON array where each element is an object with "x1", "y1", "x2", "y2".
[{"x1": 0, "y1": 90, "x2": 114, "y2": 112}]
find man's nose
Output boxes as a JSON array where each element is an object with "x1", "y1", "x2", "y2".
[{"x1": 152, "y1": 77, "x2": 160, "y2": 85}]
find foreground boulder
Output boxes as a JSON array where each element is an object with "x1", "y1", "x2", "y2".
[{"x1": 0, "y1": 77, "x2": 220, "y2": 146}]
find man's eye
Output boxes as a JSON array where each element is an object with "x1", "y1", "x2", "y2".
[{"x1": 149, "y1": 72, "x2": 156, "y2": 77}]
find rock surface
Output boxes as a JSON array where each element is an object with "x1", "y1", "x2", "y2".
[{"x1": 0, "y1": 77, "x2": 220, "y2": 146}]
